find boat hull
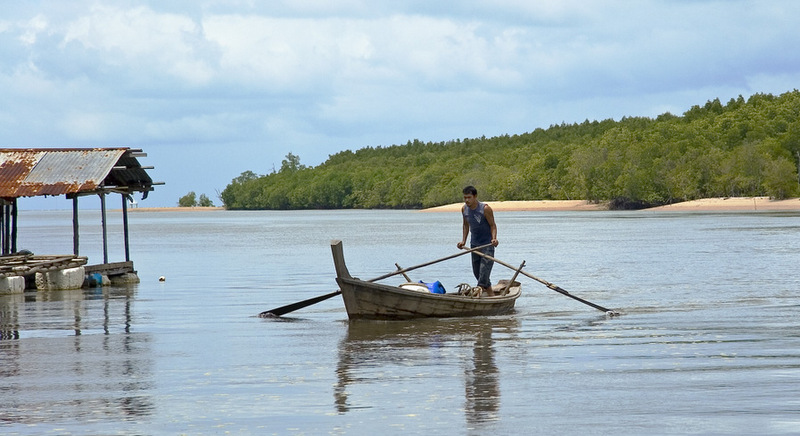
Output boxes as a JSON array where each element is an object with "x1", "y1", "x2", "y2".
[{"x1": 337, "y1": 277, "x2": 520, "y2": 320}]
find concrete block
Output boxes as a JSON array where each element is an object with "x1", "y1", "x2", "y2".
[
  {"x1": 109, "y1": 272, "x2": 140, "y2": 285},
  {"x1": 0, "y1": 276, "x2": 25, "y2": 294},
  {"x1": 35, "y1": 267, "x2": 86, "y2": 290}
]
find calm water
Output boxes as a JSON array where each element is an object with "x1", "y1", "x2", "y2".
[{"x1": 1, "y1": 209, "x2": 799, "y2": 435}]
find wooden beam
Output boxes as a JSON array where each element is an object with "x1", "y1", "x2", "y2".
[
  {"x1": 112, "y1": 165, "x2": 155, "y2": 170},
  {"x1": 85, "y1": 261, "x2": 135, "y2": 276}
]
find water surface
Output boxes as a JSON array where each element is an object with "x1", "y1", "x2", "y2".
[{"x1": 2, "y1": 209, "x2": 799, "y2": 434}]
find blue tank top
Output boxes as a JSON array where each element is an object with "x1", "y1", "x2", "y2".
[{"x1": 463, "y1": 202, "x2": 492, "y2": 246}]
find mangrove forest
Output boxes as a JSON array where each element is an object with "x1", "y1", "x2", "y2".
[{"x1": 220, "y1": 90, "x2": 800, "y2": 210}]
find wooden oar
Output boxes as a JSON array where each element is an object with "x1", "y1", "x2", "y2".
[
  {"x1": 468, "y1": 249, "x2": 619, "y2": 315},
  {"x1": 501, "y1": 260, "x2": 525, "y2": 296},
  {"x1": 368, "y1": 243, "x2": 493, "y2": 282},
  {"x1": 395, "y1": 263, "x2": 412, "y2": 282},
  {"x1": 259, "y1": 290, "x2": 342, "y2": 317},
  {"x1": 259, "y1": 243, "x2": 493, "y2": 317}
]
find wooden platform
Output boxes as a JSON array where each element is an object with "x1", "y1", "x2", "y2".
[
  {"x1": 0, "y1": 254, "x2": 88, "y2": 279},
  {"x1": 1, "y1": 255, "x2": 134, "y2": 282},
  {"x1": 84, "y1": 261, "x2": 136, "y2": 277}
]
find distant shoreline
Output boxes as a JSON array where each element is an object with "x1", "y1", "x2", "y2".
[
  {"x1": 421, "y1": 197, "x2": 800, "y2": 212},
  {"x1": 421, "y1": 200, "x2": 606, "y2": 212},
  {"x1": 119, "y1": 197, "x2": 800, "y2": 213},
  {"x1": 125, "y1": 206, "x2": 225, "y2": 212}
]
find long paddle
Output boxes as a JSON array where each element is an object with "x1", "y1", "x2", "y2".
[
  {"x1": 368, "y1": 243, "x2": 493, "y2": 282},
  {"x1": 467, "y1": 249, "x2": 619, "y2": 315},
  {"x1": 259, "y1": 243, "x2": 493, "y2": 317},
  {"x1": 395, "y1": 263, "x2": 412, "y2": 282},
  {"x1": 259, "y1": 290, "x2": 343, "y2": 317}
]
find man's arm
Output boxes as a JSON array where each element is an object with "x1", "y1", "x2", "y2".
[
  {"x1": 457, "y1": 206, "x2": 470, "y2": 249},
  {"x1": 484, "y1": 204, "x2": 498, "y2": 246}
]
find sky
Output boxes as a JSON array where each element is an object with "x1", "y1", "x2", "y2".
[{"x1": 2, "y1": 0, "x2": 800, "y2": 208}]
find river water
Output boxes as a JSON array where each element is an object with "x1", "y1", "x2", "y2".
[{"x1": 1, "y1": 209, "x2": 799, "y2": 435}]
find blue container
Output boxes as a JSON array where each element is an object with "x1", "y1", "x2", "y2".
[
  {"x1": 419, "y1": 280, "x2": 446, "y2": 294},
  {"x1": 86, "y1": 272, "x2": 103, "y2": 287}
]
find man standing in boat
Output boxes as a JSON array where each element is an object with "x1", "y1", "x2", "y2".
[{"x1": 457, "y1": 186, "x2": 499, "y2": 296}]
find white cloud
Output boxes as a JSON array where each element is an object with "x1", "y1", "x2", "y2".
[
  {"x1": 203, "y1": 15, "x2": 331, "y2": 90},
  {"x1": 2, "y1": 1, "x2": 800, "y2": 206},
  {"x1": 58, "y1": 111, "x2": 115, "y2": 140},
  {"x1": 61, "y1": 4, "x2": 215, "y2": 85},
  {"x1": 18, "y1": 14, "x2": 48, "y2": 45}
]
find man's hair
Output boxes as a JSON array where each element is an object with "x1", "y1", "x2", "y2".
[{"x1": 463, "y1": 185, "x2": 477, "y2": 196}]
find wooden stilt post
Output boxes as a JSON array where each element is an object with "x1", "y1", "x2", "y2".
[
  {"x1": 72, "y1": 196, "x2": 80, "y2": 256},
  {"x1": 100, "y1": 193, "x2": 108, "y2": 264},
  {"x1": 122, "y1": 194, "x2": 130, "y2": 262},
  {"x1": 1, "y1": 203, "x2": 6, "y2": 255},
  {"x1": 3, "y1": 203, "x2": 10, "y2": 255},
  {"x1": 11, "y1": 198, "x2": 17, "y2": 253}
]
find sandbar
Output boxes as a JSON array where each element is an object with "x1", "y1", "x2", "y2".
[
  {"x1": 126, "y1": 206, "x2": 225, "y2": 212},
  {"x1": 644, "y1": 197, "x2": 800, "y2": 212},
  {"x1": 421, "y1": 197, "x2": 800, "y2": 212},
  {"x1": 121, "y1": 198, "x2": 800, "y2": 213}
]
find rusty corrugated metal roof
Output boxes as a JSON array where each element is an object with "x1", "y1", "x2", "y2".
[{"x1": 0, "y1": 148, "x2": 155, "y2": 198}]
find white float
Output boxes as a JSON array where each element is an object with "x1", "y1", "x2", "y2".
[
  {"x1": 0, "y1": 276, "x2": 25, "y2": 294},
  {"x1": 35, "y1": 266, "x2": 86, "y2": 290}
]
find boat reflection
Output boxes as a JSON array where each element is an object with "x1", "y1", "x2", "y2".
[
  {"x1": 335, "y1": 316, "x2": 520, "y2": 427},
  {"x1": 0, "y1": 285, "x2": 154, "y2": 424}
]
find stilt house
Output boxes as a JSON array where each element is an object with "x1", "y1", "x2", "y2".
[{"x1": 0, "y1": 148, "x2": 161, "y2": 290}]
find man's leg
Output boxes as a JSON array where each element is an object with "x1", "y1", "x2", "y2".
[
  {"x1": 471, "y1": 251, "x2": 482, "y2": 282},
  {"x1": 477, "y1": 246, "x2": 495, "y2": 295}
]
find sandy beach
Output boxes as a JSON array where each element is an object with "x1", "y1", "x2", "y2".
[
  {"x1": 421, "y1": 197, "x2": 800, "y2": 212},
  {"x1": 125, "y1": 206, "x2": 225, "y2": 212},
  {"x1": 644, "y1": 197, "x2": 800, "y2": 211},
  {"x1": 120, "y1": 197, "x2": 800, "y2": 213}
]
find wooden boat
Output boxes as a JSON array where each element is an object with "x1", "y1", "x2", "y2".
[{"x1": 331, "y1": 240, "x2": 522, "y2": 320}]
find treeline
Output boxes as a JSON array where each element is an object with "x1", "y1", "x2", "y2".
[
  {"x1": 178, "y1": 191, "x2": 215, "y2": 207},
  {"x1": 221, "y1": 90, "x2": 800, "y2": 209}
]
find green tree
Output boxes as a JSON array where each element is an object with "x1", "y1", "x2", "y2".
[
  {"x1": 178, "y1": 191, "x2": 197, "y2": 207},
  {"x1": 280, "y1": 152, "x2": 305, "y2": 173},
  {"x1": 233, "y1": 170, "x2": 259, "y2": 184},
  {"x1": 198, "y1": 194, "x2": 214, "y2": 207}
]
